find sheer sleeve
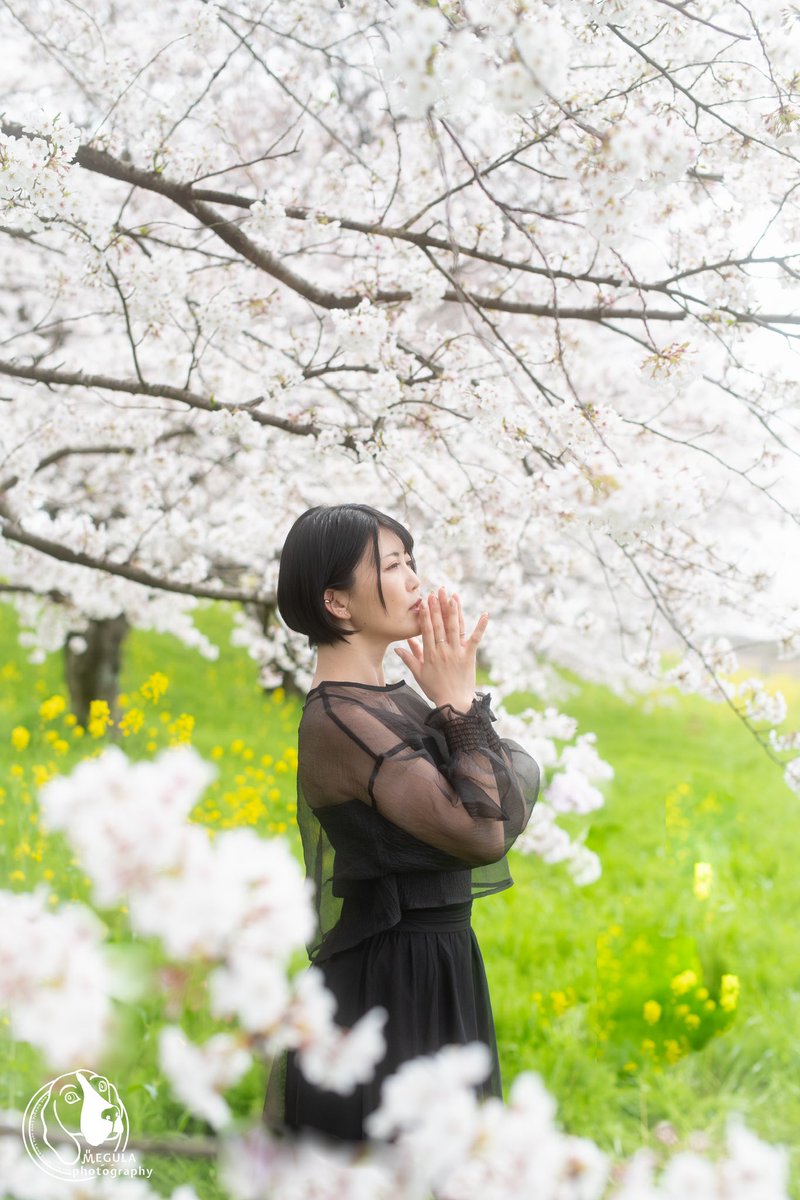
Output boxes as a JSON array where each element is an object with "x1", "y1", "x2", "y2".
[{"x1": 305, "y1": 688, "x2": 540, "y2": 868}]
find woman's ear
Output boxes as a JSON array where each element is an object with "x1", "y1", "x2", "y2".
[{"x1": 325, "y1": 590, "x2": 349, "y2": 618}]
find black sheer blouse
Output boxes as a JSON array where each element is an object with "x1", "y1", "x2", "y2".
[{"x1": 296, "y1": 680, "x2": 541, "y2": 963}]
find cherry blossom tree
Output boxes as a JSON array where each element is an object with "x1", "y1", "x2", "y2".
[
  {"x1": 2, "y1": 0, "x2": 800, "y2": 831},
  {"x1": 3, "y1": 7, "x2": 799, "y2": 1191}
]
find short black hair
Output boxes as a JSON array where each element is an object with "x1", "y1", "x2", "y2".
[{"x1": 277, "y1": 503, "x2": 417, "y2": 649}]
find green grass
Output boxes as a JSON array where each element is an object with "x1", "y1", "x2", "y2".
[
  {"x1": 477, "y1": 672, "x2": 800, "y2": 1184},
  {"x1": 1, "y1": 599, "x2": 798, "y2": 1197}
]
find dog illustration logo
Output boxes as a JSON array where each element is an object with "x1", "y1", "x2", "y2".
[{"x1": 21, "y1": 1068, "x2": 143, "y2": 1182}]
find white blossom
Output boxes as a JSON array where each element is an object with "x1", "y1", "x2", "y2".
[
  {"x1": 158, "y1": 1026, "x2": 252, "y2": 1131},
  {"x1": 0, "y1": 888, "x2": 116, "y2": 1069}
]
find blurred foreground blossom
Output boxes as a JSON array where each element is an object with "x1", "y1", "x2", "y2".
[
  {"x1": 0, "y1": 748, "x2": 791, "y2": 1197},
  {"x1": 0, "y1": 888, "x2": 116, "y2": 1069}
]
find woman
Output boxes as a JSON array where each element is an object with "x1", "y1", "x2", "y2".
[{"x1": 263, "y1": 502, "x2": 540, "y2": 1143}]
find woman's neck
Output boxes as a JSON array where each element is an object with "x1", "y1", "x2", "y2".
[{"x1": 311, "y1": 644, "x2": 389, "y2": 688}]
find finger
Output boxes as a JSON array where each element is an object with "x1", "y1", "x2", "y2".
[
  {"x1": 469, "y1": 611, "x2": 490, "y2": 643},
  {"x1": 428, "y1": 590, "x2": 446, "y2": 646},
  {"x1": 417, "y1": 593, "x2": 434, "y2": 661},
  {"x1": 448, "y1": 596, "x2": 460, "y2": 644},
  {"x1": 406, "y1": 636, "x2": 423, "y2": 663},
  {"x1": 438, "y1": 583, "x2": 455, "y2": 643},
  {"x1": 453, "y1": 592, "x2": 466, "y2": 642}
]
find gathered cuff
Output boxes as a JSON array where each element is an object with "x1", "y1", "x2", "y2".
[{"x1": 423, "y1": 691, "x2": 503, "y2": 754}]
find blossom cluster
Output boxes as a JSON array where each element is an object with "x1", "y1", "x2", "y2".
[{"x1": 2, "y1": 744, "x2": 389, "y2": 1123}]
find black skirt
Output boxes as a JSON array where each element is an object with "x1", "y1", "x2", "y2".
[{"x1": 264, "y1": 901, "x2": 503, "y2": 1143}]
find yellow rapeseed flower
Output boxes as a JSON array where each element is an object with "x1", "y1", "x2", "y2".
[
  {"x1": 231, "y1": 738, "x2": 245, "y2": 755},
  {"x1": 550, "y1": 990, "x2": 574, "y2": 1017},
  {"x1": 671, "y1": 969, "x2": 698, "y2": 995},
  {"x1": 140, "y1": 672, "x2": 169, "y2": 703},
  {"x1": 39, "y1": 694, "x2": 67, "y2": 721},
  {"x1": 719, "y1": 974, "x2": 739, "y2": 1012},
  {"x1": 693, "y1": 861, "x2": 713, "y2": 900},
  {"x1": 11, "y1": 726, "x2": 30, "y2": 751},
  {"x1": 53, "y1": 739, "x2": 70, "y2": 755},
  {"x1": 664, "y1": 1039, "x2": 683, "y2": 1063},
  {"x1": 643, "y1": 1000, "x2": 661, "y2": 1025},
  {"x1": 119, "y1": 708, "x2": 145, "y2": 736},
  {"x1": 169, "y1": 714, "x2": 194, "y2": 743},
  {"x1": 622, "y1": 1061, "x2": 638, "y2": 1073},
  {"x1": 88, "y1": 703, "x2": 113, "y2": 738},
  {"x1": 685, "y1": 1013, "x2": 701, "y2": 1029}
]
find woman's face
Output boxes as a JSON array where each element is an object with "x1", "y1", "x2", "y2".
[{"x1": 328, "y1": 526, "x2": 423, "y2": 641}]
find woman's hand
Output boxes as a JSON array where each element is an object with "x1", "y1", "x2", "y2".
[{"x1": 394, "y1": 585, "x2": 490, "y2": 712}]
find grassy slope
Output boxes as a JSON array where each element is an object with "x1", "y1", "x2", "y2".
[
  {"x1": 477, "y1": 670, "x2": 800, "y2": 1182},
  {"x1": 1, "y1": 599, "x2": 797, "y2": 1196}
]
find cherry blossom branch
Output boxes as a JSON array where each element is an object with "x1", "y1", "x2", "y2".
[
  {"x1": 0, "y1": 1120, "x2": 218, "y2": 1160},
  {"x1": 0, "y1": 357, "x2": 318, "y2": 433},
  {"x1": 4, "y1": 120, "x2": 799, "y2": 329},
  {"x1": 617, "y1": 539, "x2": 786, "y2": 766},
  {"x1": 607, "y1": 22, "x2": 800, "y2": 167},
  {"x1": 0, "y1": 511, "x2": 266, "y2": 603}
]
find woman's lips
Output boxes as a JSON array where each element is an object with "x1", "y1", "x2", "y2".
[{"x1": 410, "y1": 599, "x2": 422, "y2": 611}]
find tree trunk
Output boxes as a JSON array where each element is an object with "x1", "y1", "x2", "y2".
[{"x1": 63, "y1": 615, "x2": 130, "y2": 740}]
